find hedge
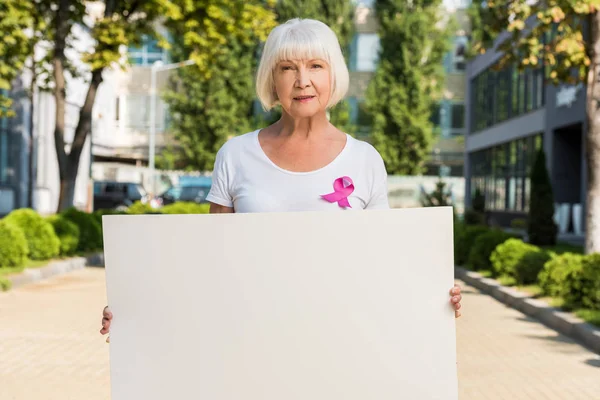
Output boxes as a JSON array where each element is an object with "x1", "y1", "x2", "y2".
[
  {"x1": 47, "y1": 215, "x2": 80, "y2": 256},
  {"x1": 491, "y1": 238, "x2": 552, "y2": 284},
  {"x1": 4, "y1": 209, "x2": 60, "y2": 260},
  {"x1": 454, "y1": 224, "x2": 489, "y2": 266},
  {"x1": 61, "y1": 208, "x2": 103, "y2": 252},
  {"x1": 0, "y1": 220, "x2": 29, "y2": 267},
  {"x1": 467, "y1": 230, "x2": 516, "y2": 271},
  {"x1": 160, "y1": 202, "x2": 210, "y2": 214}
]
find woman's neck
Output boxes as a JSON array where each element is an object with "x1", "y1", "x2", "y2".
[{"x1": 273, "y1": 111, "x2": 333, "y2": 139}]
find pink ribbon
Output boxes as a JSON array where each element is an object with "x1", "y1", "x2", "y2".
[{"x1": 321, "y1": 176, "x2": 354, "y2": 208}]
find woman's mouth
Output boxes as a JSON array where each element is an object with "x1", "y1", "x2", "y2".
[{"x1": 293, "y1": 95, "x2": 315, "y2": 103}]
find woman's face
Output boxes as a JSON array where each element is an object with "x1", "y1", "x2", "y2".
[{"x1": 273, "y1": 58, "x2": 331, "y2": 118}]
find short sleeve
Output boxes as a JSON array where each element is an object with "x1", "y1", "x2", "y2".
[
  {"x1": 365, "y1": 147, "x2": 390, "y2": 210},
  {"x1": 206, "y1": 145, "x2": 234, "y2": 208}
]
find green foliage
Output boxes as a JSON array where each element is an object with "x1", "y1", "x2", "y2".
[
  {"x1": 467, "y1": 0, "x2": 593, "y2": 85},
  {"x1": 0, "y1": 276, "x2": 11, "y2": 291},
  {"x1": 467, "y1": 230, "x2": 516, "y2": 271},
  {"x1": 161, "y1": 2, "x2": 277, "y2": 171},
  {"x1": 0, "y1": 220, "x2": 29, "y2": 268},
  {"x1": 528, "y1": 149, "x2": 557, "y2": 246},
  {"x1": 454, "y1": 225, "x2": 489, "y2": 266},
  {"x1": 47, "y1": 215, "x2": 80, "y2": 256},
  {"x1": 0, "y1": 0, "x2": 35, "y2": 117},
  {"x1": 366, "y1": 0, "x2": 453, "y2": 175},
  {"x1": 420, "y1": 179, "x2": 453, "y2": 207},
  {"x1": 4, "y1": 209, "x2": 60, "y2": 260},
  {"x1": 463, "y1": 209, "x2": 486, "y2": 226},
  {"x1": 126, "y1": 202, "x2": 159, "y2": 215},
  {"x1": 580, "y1": 254, "x2": 600, "y2": 309},
  {"x1": 127, "y1": 201, "x2": 209, "y2": 215},
  {"x1": 539, "y1": 253, "x2": 585, "y2": 306},
  {"x1": 61, "y1": 208, "x2": 103, "y2": 253},
  {"x1": 160, "y1": 202, "x2": 210, "y2": 214},
  {"x1": 491, "y1": 239, "x2": 551, "y2": 284}
]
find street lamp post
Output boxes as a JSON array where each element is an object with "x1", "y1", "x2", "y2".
[{"x1": 149, "y1": 59, "x2": 195, "y2": 196}]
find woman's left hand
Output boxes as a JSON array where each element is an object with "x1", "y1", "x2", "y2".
[{"x1": 450, "y1": 284, "x2": 462, "y2": 318}]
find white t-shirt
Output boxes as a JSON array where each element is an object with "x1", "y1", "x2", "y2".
[{"x1": 206, "y1": 129, "x2": 389, "y2": 213}]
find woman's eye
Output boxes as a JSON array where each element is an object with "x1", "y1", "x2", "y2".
[
  {"x1": 282, "y1": 66, "x2": 293, "y2": 71},
  {"x1": 312, "y1": 64, "x2": 323, "y2": 69}
]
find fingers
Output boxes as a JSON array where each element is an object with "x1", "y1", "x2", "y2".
[
  {"x1": 100, "y1": 317, "x2": 111, "y2": 334},
  {"x1": 100, "y1": 306, "x2": 112, "y2": 336},
  {"x1": 450, "y1": 284, "x2": 461, "y2": 296},
  {"x1": 455, "y1": 310, "x2": 461, "y2": 318}
]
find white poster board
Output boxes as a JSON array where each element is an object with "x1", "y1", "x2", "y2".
[{"x1": 103, "y1": 207, "x2": 457, "y2": 400}]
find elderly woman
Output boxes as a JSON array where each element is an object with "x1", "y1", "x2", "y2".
[{"x1": 101, "y1": 18, "x2": 462, "y2": 339}]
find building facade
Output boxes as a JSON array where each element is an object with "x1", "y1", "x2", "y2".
[{"x1": 465, "y1": 36, "x2": 586, "y2": 235}]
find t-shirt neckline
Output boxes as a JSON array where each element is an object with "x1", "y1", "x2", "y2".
[{"x1": 254, "y1": 128, "x2": 353, "y2": 176}]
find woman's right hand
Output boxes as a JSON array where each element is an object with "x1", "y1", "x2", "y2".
[{"x1": 100, "y1": 306, "x2": 112, "y2": 342}]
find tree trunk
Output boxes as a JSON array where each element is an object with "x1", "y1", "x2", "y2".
[
  {"x1": 585, "y1": 11, "x2": 600, "y2": 254},
  {"x1": 57, "y1": 172, "x2": 77, "y2": 211}
]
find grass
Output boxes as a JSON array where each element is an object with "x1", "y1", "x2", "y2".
[
  {"x1": 575, "y1": 309, "x2": 600, "y2": 327},
  {"x1": 477, "y1": 269, "x2": 494, "y2": 278}
]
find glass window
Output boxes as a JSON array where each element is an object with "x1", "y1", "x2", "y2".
[
  {"x1": 430, "y1": 103, "x2": 441, "y2": 126},
  {"x1": 536, "y1": 67, "x2": 544, "y2": 108},
  {"x1": 451, "y1": 103, "x2": 465, "y2": 129},
  {"x1": 355, "y1": 34, "x2": 380, "y2": 72},
  {"x1": 0, "y1": 129, "x2": 7, "y2": 183}
]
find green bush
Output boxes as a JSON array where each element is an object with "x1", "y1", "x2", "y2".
[
  {"x1": 463, "y1": 209, "x2": 486, "y2": 226},
  {"x1": 126, "y1": 201, "x2": 159, "y2": 215},
  {"x1": 4, "y1": 209, "x2": 60, "y2": 260},
  {"x1": 539, "y1": 253, "x2": 585, "y2": 305},
  {"x1": 0, "y1": 220, "x2": 29, "y2": 267},
  {"x1": 491, "y1": 238, "x2": 551, "y2": 284},
  {"x1": 61, "y1": 208, "x2": 103, "y2": 252},
  {"x1": 454, "y1": 225, "x2": 489, "y2": 266},
  {"x1": 0, "y1": 276, "x2": 11, "y2": 291},
  {"x1": 467, "y1": 230, "x2": 516, "y2": 272},
  {"x1": 47, "y1": 215, "x2": 80, "y2": 256},
  {"x1": 580, "y1": 254, "x2": 600, "y2": 309},
  {"x1": 518, "y1": 250, "x2": 553, "y2": 285},
  {"x1": 160, "y1": 202, "x2": 210, "y2": 214}
]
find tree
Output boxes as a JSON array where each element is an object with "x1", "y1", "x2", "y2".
[
  {"x1": 467, "y1": 1, "x2": 600, "y2": 253},
  {"x1": 366, "y1": 0, "x2": 453, "y2": 175},
  {"x1": 0, "y1": 1, "x2": 34, "y2": 118},
  {"x1": 275, "y1": 0, "x2": 357, "y2": 134},
  {"x1": 0, "y1": 0, "x2": 277, "y2": 211},
  {"x1": 160, "y1": 2, "x2": 277, "y2": 171},
  {"x1": 528, "y1": 149, "x2": 558, "y2": 246}
]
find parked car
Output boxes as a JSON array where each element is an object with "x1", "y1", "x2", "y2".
[
  {"x1": 157, "y1": 184, "x2": 212, "y2": 206},
  {"x1": 93, "y1": 181, "x2": 149, "y2": 212}
]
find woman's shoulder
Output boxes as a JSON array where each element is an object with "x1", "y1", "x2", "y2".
[
  {"x1": 346, "y1": 135, "x2": 384, "y2": 161},
  {"x1": 216, "y1": 129, "x2": 260, "y2": 157}
]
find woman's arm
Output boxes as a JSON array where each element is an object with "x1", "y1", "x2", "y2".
[{"x1": 210, "y1": 202, "x2": 234, "y2": 213}]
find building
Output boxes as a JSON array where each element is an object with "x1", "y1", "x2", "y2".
[
  {"x1": 346, "y1": 0, "x2": 470, "y2": 177},
  {"x1": 464, "y1": 30, "x2": 586, "y2": 236}
]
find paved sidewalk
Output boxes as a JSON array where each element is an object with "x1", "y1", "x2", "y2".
[{"x1": 1, "y1": 268, "x2": 599, "y2": 399}]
